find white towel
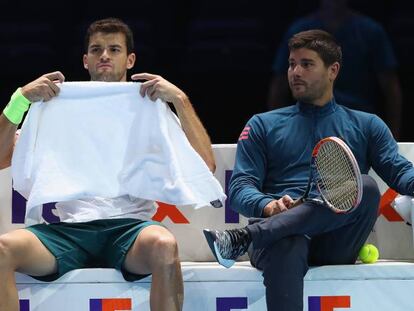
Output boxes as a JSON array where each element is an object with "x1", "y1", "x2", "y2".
[
  {"x1": 12, "y1": 82, "x2": 225, "y2": 224},
  {"x1": 392, "y1": 195, "x2": 414, "y2": 249},
  {"x1": 392, "y1": 195, "x2": 413, "y2": 225}
]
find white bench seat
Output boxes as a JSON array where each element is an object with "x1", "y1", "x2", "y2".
[{"x1": 15, "y1": 261, "x2": 414, "y2": 310}]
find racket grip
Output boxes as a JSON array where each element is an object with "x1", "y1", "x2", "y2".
[{"x1": 291, "y1": 198, "x2": 304, "y2": 208}]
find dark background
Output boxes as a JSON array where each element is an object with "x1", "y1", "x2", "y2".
[{"x1": 1, "y1": 0, "x2": 413, "y2": 143}]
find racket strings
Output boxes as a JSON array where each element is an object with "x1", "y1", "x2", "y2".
[{"x1": 315, "y1": 141, "x2": 358, "y2": 211}]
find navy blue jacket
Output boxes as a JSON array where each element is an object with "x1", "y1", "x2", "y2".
[{"x1": 229, "y1": 99, "x2": 414, "y2": 217}]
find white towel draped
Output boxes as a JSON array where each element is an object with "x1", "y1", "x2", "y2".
[{"x1": 12, "y1": 82, "x2": 225, "y2": 224}]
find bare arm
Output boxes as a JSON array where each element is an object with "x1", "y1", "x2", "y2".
[
  {"x1": 171, "y1": 94, "x2": 216, "y2": 172},
  {"x1": 131, "y1": 73, "x2": 216, "y2": 172},
  {"x1": 267, "y1": 74, "x2": 291, "y2": 110},
  {"x1": 0, "y1": 114, "x2": 17, "y2": 169},
  {"x1": 378, "y1": 71, "x2": 402, "y2": 139},
  {"x1": 0, "y1": 71, "x2": 65, "y2": 169}
]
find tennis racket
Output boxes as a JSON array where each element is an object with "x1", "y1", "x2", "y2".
[{"x1": 291, "y1": 136, "x2": 363, "y2": 213}]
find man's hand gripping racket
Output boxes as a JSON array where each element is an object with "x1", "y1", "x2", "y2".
[{"x1": 291, "y1": 136, "x2": 363, "y2": 213}]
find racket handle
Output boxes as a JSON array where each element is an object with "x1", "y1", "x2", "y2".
[{"x1": 291, "y1": 198, "x2": 304, "y2": 208}]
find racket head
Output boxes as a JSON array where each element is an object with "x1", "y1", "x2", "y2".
[{"x1": 311, "y1": 136, "x2": 363, "y2": 213}]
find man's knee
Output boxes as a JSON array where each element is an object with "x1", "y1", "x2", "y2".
[
  {"x1": 0, "y1": 235, "x2": 15, "y2": 270},
  {"x1": 144, "y1": 230, "x2": 180, "y2": 268},
  {"x1": 362, "y1": 175, "x2": 380, "y2": 197},
  {"x1": 154, "y1": 235, "x2": 179, "y2": 264},
  {"x1": 360, "y1": 174, "x2": 381, "y2": 214}
]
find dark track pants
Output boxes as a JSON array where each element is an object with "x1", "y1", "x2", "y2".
[{"x1": 247, "y1": 175, "x2": 381, "y2": 311}]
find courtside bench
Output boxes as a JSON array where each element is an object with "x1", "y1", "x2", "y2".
[{"x1": 2, "y1": 144, "x2": 414, "y2": 310}]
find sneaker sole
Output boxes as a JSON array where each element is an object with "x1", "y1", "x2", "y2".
[{"x1": 203, "y1": 229, "x2": 235, "y2": 268}]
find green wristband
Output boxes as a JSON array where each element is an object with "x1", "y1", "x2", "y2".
[{"x1": 3, "y1": 88, "x2": 31, "y2": 125}]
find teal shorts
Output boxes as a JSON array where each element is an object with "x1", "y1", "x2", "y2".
[{"x1": 26, "y1": 218, "x2": 162, "y2": 282}]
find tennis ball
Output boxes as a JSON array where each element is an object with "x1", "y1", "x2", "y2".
[{"x1": 358, "y1": 244, "x2": 379, "y2": 263}]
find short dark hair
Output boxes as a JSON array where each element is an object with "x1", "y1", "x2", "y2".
[
  {"x1": 84, "y1": 17, "x2": 134, "y2": 54},
  {"x1": 288, "y1": 29, "x2": 342, "y2": 66}
]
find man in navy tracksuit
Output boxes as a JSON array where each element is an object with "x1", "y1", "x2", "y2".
[{"x1": 204, "y1": 29, "x2": 414, "y2": 310}]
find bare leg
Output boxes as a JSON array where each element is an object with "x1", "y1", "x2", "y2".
[
  {"x1": 0, "y1": 229, "x2": 57, "y2": 311},
  {"x1": 123, "y1": 225, "x2": 183, "y2": 311}
]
